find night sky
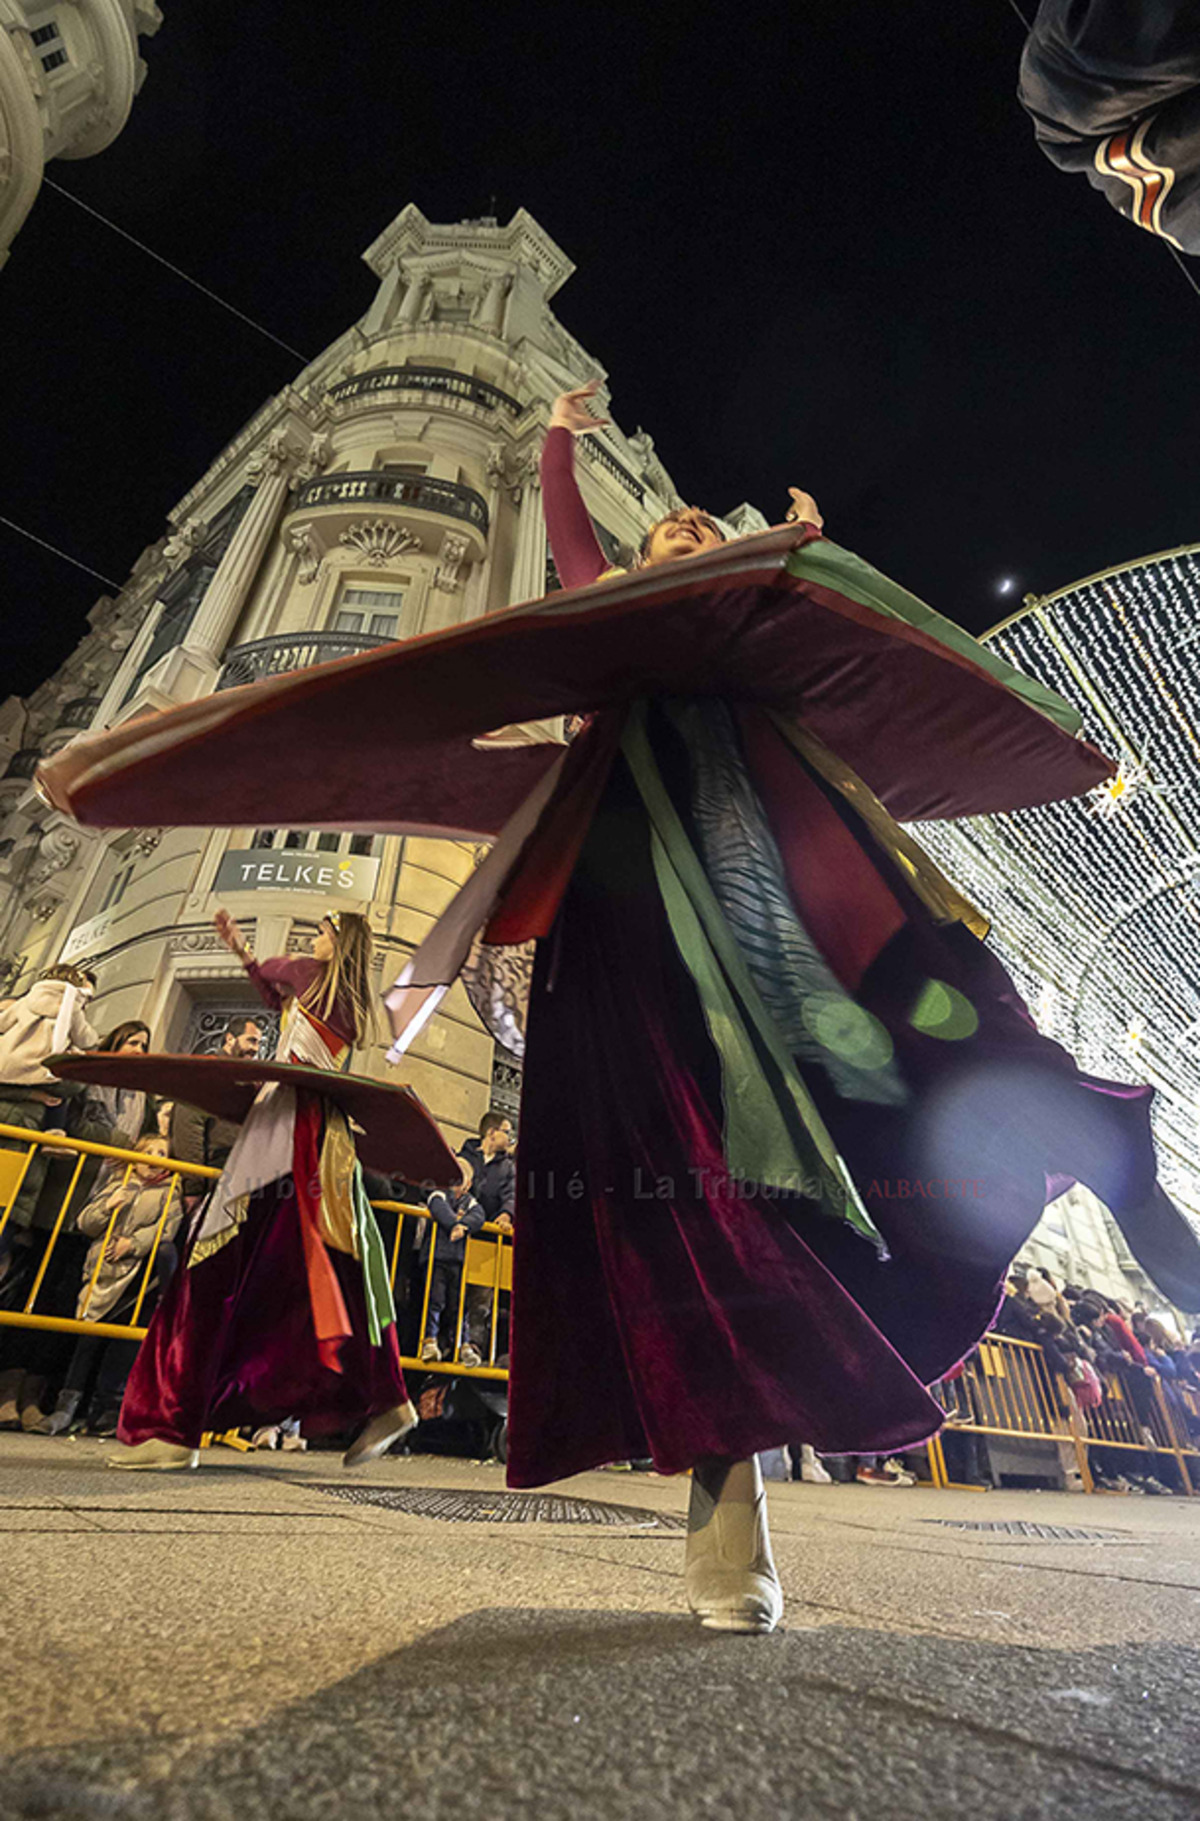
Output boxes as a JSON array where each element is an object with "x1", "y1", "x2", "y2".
[{"x1": 1, "y1": 1, "x2": 1196, "y2": 704}]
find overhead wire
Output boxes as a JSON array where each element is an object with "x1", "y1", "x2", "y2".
[
  {"x1": 0, "y1": 514, "x2": 122, "y2": 589},
  {"x1": 39, "y1": 176, "x2": 312, "y2": 364},
  {"x1": 1, "y1": 156, "x2": 312, "y2": 594}
]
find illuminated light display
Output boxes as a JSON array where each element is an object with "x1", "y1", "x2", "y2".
[{"x1": 910, "y1": 544, "x2": 1200, "y2": 1235}]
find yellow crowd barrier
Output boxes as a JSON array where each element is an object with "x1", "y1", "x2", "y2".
[
  {"x1": 0, "y1": 1121, "x2": 512, "y2": 1385},
  {"x1": 929, "y1": 1330, "x2": 1198, "y2": 1495},
  {"x1": 4, "y1": 1123, "x2": 1196, "y2": 1489}
]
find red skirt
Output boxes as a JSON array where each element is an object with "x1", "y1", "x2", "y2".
[{"x1": 119, "y1": 1103, "x2": 407, "y2": 1449}]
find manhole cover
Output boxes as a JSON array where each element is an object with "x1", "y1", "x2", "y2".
[
  {"x1": 920, "y1": 1520, "x2": 1123, "y2": 1541},
  {"x1": 317, "y1": 1485, "x2": 687, "y2": 1528}
]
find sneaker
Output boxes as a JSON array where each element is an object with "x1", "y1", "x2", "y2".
[
  {"x1": 856, "y1": 1465, "x2": 906, "y2": 1487},
  {"x1": 420, "y1": 1337, "x2": 441, "y2": 1363},
  {"x1": 280, "y1": 1432, "x2": 307, "y2": 1452},
  {"x1": 251, "y1": 1426, "x2": 281, "y2": 1450},
  {"x1": 459, "y1": 1343, "x2": 483, "y2": 1369},
  {"x1": 883, "y1": 1457, "x2": 917, "y2": 1486},
  {"x1": 798, "y1": 1445, "x2": 833, "y2": 1485}
]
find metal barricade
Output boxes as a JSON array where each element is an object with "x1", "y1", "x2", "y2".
[
  {"x1": 928, "y1": 1330, "x2": 1198, "y2": 1495},
  {"x1": 0, "y1": 1123, "x2": 512, "y2": 1385},
  {"x1": 5, "y1": 1122, "x2": 1194, "y2": 1488}
]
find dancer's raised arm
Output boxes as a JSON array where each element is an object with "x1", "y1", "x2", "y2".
[{"x1": 541, "y1": 382, "x2": 612, "y2": 590}]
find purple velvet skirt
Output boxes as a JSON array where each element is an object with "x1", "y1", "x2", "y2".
[
  {"x1": 506, "y1": 746, "x2": 1199, "y2": 1488},
  {"x1": 119, "y1": 1177, "x2": 408, "y2": 1450}
]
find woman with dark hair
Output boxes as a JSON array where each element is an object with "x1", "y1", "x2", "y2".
[
  {"x1": 78, "y1": 1021, "x2": 153, "y2": 1164},
  {"x1": 431, "y1": 380, "x2": 1199, "y2": 1632},
  {"x1": 109, "y1": 908, "x2": 415, "y2": 1472}
]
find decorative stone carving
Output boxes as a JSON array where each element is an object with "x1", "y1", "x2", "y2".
[
  {"x1": 339, "y1": 520, "x2": 421, "y2": 566},
  {"x1": 294, "y1": 434, "x2": 331, "y2": 485},
  {"x1": 161, "y1": 519, "x2": 203, "y2": 570},
  {"x1": 285, "y1": 522, "x2": 322, "y2": 584},
  {"x1": 132, "y1": 827, "x2": 163, "y2": 857},
  {"x1": 486, "y1": 441, "x2": 539, "y2": 506},
  {"x1": 434, "y1": 532, "x2": 470, "y2": 593},
  {"x1": 168, "y1": 930, "x2": 225, "y2": 955},
  {"x1": 25, "y1": 823, "x2": 79, "y2": 888},
  {"x1": 246, "y1": 429, "x2": 293, "y2": 487}
]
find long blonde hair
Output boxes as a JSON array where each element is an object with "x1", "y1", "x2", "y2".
[{"x1": 301, "y1": 912, "x2": 376, "y2": 1047}]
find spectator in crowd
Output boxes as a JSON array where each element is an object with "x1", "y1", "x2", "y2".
[
  {"x1": 418, "y1": 1162, "x2": 486, "y2": 1365},
  {"x1": 0, "y1": 964, "x2": 100, "y2": 1289},
  {"x1": 0, "y1": 1014, "x2": 163, "y2": 1430},
  {"x1": 73, "y1": 1021, "x2": 156, "y2": 1193},
  {"x1": 32, "y1": 1136, "x2": 182, "y2": 1437},
  {"x1": 458, "y1": 1110, "x2": 515, "y2": 1364},
  {"x1": 1025, "y1": 1265, "x2": 1073, "y2": 1323},
  {"x1": 168, "y1": 1016, "x2": 262, "y2": 1204}
]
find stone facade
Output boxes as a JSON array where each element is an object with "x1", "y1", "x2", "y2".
[
  {"x1": 0, "y1": 0, "x2": 163, "y2": 268},
  {"x1": 0, "y1": 205, "x2": 687, "y2": 1148}
]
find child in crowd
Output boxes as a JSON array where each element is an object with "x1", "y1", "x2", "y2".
[{"x1": 418, "y1": 1163, "x2": 486, "y2": 1366}]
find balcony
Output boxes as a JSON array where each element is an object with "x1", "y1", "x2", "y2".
[
  {"x1": 58, "y1": 698, "x2": 102, "y2": 730},
  {"x1": 328, "y1": 365, "x2": 524, "y2": 419},
  {"x1": 294, "y1": 471, "x2": 489, "y2": 534},
  {"x1": 3, "y1": 748, "x2": 41, "y2": 781},
  {"x1": 580, "y1": 434, "x2": 645, "y2": 504},
  {"x1": 216, "y1": 631, "x2": 390, "y2": 694}
]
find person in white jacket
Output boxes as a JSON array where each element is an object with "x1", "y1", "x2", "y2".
[{"x1": 0, "y1": 965, "x2": 99, "y2": 1265}]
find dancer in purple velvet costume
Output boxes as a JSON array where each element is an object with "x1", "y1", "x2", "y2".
[{"x1": 453, "y1": 382, "x2": 1200, "y2": 1631}]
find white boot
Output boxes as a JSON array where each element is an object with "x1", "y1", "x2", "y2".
[
  {"x1": 685, "y1": 1456, "x2": 783, "y2": 1634},
  {"x1": 342, "y1": 1400, "x2": 418, "y2": 1468},
  {"x1": 799, "y1": 1444, "x2": 833, "y2": 1485},
  {"x1": 107, "y1": 1439, "x2": 200, "y2": 1472}
]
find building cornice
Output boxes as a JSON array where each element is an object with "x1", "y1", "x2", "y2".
[{"x1": 362, "y1": 205, "x2": 575, "y2": 300}]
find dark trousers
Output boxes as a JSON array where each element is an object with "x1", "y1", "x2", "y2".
[
  {"x1": 424, "y1": 1261, "x2": 463, "y2": 1344},
  {"x1": 61, "y1": 1243, "x2": 179, "y2": 1418},
  {"x1": 1019, "y1": 0, "x2": 1200, "y2": 251}
]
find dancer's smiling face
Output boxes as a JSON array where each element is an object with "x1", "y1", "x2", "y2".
[{"x1": 641, "y1": 507, "x2": 726, "y2": 567}]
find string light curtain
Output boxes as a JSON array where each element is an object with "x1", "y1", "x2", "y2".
[{"x1": 912, "y1": 546, "x2": 1200, "y2": 1233}]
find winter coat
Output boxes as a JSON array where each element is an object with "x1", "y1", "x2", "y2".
[
  {"x1": 459, "y1": 1139, "x2": 516, "y2": 1225},
  {"x1": 75, "y1": 1172, "x2": 182, "y2": 1321},
  {"x1": 418, "y1": 1186, "x2": 486, "y2": 1264},
  {"x1": 169, "y1": 1100, "x2": 241, "y2": 1199},
  {"x1": 0, "y1": 981, "x2": 99, "y2": 1086}
]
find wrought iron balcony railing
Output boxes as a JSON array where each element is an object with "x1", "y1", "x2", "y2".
[
  {"x1": 293, "y1": 470, "x2": 489, "y2": 534},
  {"x1": 328, "y1": 364, "x2": 524, "y2": 419},
  {"x1": 216, "y1": 631, "x2": 390, "y2": 694},
  {"x1": 3, "y1": 748, "x2": 41, "y2": 781},
  {"x1": 58, "y1": 698, "x2": 101, "y2": 730},
  {"x1": 580, "y1": 434, "x2": 645, "y2": 504}
]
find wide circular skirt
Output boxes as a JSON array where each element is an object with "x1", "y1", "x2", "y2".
[{"x1": 505, "y1": 745, "x2": 1193, "y2": 1488}]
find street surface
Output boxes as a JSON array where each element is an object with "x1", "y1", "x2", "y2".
[{"x1": 1, "y1": 1434, "x2": 1198, "y2": 1819}]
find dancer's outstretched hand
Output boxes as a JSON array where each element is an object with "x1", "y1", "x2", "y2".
[
  {"x1": 785, "y1": 486, "x2": 824, "y2": 529},
  {"x1": 550, "y1": 380, "x2": 611, "y2": 436},
  {"x1": 213, "y1": 908, "x2": 248, "y2": 959}
]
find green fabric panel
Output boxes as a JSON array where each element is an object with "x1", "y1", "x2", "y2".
[
  {"x1": 621, "y1": 703, "x2": 882, "y2": 1249},
  {"x1": 784, "y1": 541, "x2": 1081, "y2": 737},
  {"x1": 352, "y1": 1166, "x2": 397, "y2": 1345}
]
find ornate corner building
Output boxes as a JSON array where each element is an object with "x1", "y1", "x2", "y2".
[
  {"x1": 0, "y1": 205, "x2": 691, "y2": 1143},
  {"x1": 0, "y1": 0, "x2": 162, "y2": 268},
  {"x1": 914, "y1": 544, "x2": 1200, "y2": 1309}
]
